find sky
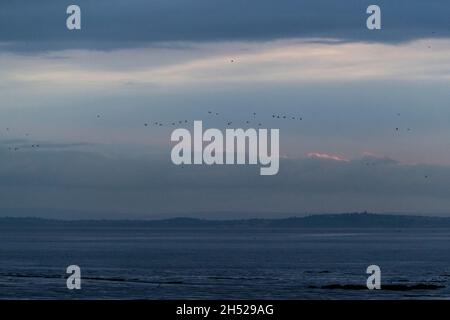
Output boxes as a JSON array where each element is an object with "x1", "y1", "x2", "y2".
[{"x1": 1, "y1": 1, "x2": 450, "y2": 219}]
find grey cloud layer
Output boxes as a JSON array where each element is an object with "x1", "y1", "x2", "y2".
[
  {"x1": 1, "y1": 0, "x2": 449, "y2": 52},
  {"x1": 1, "y1": 143, "x2": 448, "y2": 218}
]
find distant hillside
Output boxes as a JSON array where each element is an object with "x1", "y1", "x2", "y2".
[{"x1": 1, "y1": 213, "x2": 450, "y2": 228}]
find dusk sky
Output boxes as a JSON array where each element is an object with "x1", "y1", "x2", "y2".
[{"x1": 1, "y1": 1, "x2": 450, "y2": 219}]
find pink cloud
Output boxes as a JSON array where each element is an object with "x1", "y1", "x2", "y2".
[{"x1": 307, "y1": 152, "x2": 349, "y2": 162}]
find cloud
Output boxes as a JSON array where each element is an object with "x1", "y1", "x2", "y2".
[
  {"x1": 3, "y1": 39, "x2": 450, "y2": 90},
  {"x1": 1, "y1": 1, "x2": 449, "y2": 219},
  {"x1": 1, "y1": 0, "x2": 449, "y2": 52},
  {"x1": 1, "y1": 143, "x2": 450, "y2": 218},
  {"x1": 307, "y1": 152, "x2": 349, "y2": 162}
]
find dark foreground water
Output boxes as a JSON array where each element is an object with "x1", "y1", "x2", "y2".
[{"x1": 0, "y1": 226, "x2": 449, "y2": 299}]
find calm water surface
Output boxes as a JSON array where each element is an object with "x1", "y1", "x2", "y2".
[{"x1": 0, "y1": 226, "x2": 449, "y2": 299}]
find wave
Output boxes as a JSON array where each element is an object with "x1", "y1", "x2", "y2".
[
  {"x1": 1, "y1": 273, "x2": 184, "y2": 285},
  {"x1": 309, "y1": 283, "x2": 445, "y2": 291}
]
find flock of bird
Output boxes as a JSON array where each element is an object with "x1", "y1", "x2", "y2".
[
  {"x1": 3, "y1": 109, "x2": 304, "y2": 152},
  {"x1": 0, "y1": 106, "x2": 432, "y2": 180},
  {"x1": 125, "y1": 110, "x2": 305, "y2": 129},
  {"x1": 0, "y1": 44, "x2": 437, "y2": 181},
  {"x1": 3, "y1": 110, "x2": 413, "y2": 147},
  {"x1": 1, "y1": 110, "x2": 417, "y2": 147},
  {"x1": 394, "y1": 113, "x2": 412, "y2": 132}
]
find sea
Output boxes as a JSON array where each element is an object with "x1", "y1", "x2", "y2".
[{"x1": 0, "y1": 225, "x2": 449, "y2": 299}]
